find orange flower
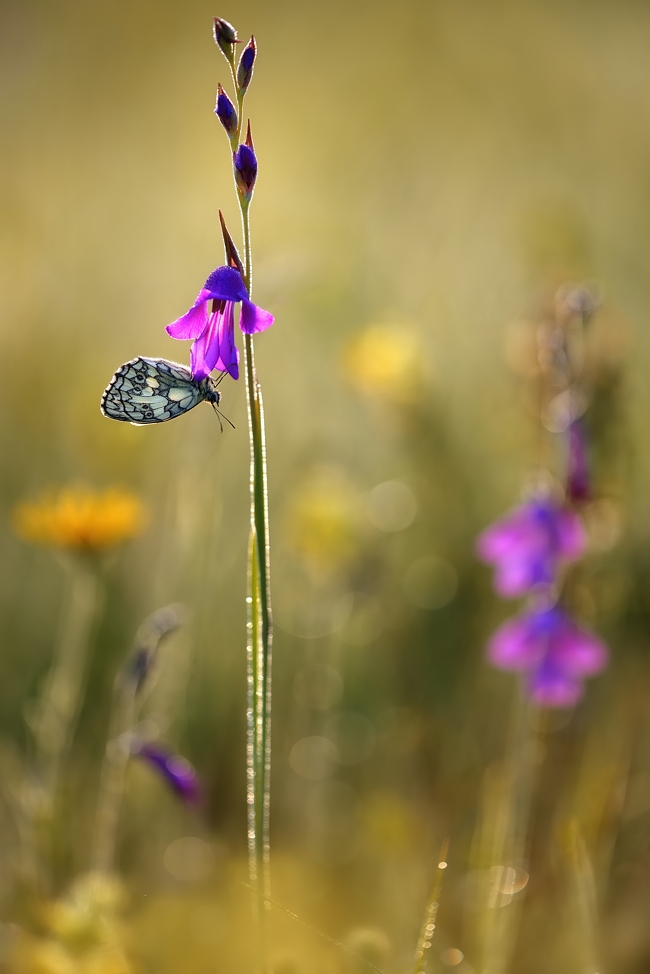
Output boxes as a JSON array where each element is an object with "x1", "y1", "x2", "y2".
[{"x1": 13, "y1": 487, "x2": 146, "y2": 551}]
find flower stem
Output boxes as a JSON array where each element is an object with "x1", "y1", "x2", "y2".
[
  {"x1": 28, "y1": 556, "x2": 102, "y2": 883},
  {"x1": 91, "y1": 680, "x2": 137, "y2": 875},
  {"x1": 240, "y1": 197, "x2": 273, "y2": 963}
]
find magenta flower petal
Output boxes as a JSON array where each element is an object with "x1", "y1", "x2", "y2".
[
  {"x1": 203, "y1": 266, "x2": 248, "y2": 302},
  {"x1": 166, "y1": 289, "x2": 211, "y2": 340},
  {"x1": 477, "y1": 496, "x2": 586, "y2": 597},
  {"x1": 530, "y1": 669, "x2": 584, "y2": 707},
  {"x1": 213, "y1": 301, "x2": 240, "y2": 379},
  {"x1": 190, "y1": 306, "x2": 225, "y2": 381},
  {"x1": 476, "y1": 517, "x2": 528, "y2": 562},
  {"x1": 493, "y1": 558, "x2": 538, "y2": 599},
  {"x1": 554, "y1": 622, "x2": 608, "y2": 678},
  {"x1": 240, "y1": 298, "x2": 275, "y2": 334},
  {"x1": 487, "y1": 616, "x2": 540, "y2": 670}
]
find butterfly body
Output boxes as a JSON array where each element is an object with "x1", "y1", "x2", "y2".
[{"x1": 101, "y1": 356, "x2": 221, "y2": 425}]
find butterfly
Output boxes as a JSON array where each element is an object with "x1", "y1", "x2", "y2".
[{"x1": 101, "y1": 356, "x2": 229, "y2": 427}]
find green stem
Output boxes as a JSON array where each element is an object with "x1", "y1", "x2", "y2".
[
  {"x1": 36, "y1": 561, "x2": 100, "y2": 795},
  {"x1": 27, "y1": 556, "x2": 101, "y2": 885},
  {"x1": 240, "y1": 197, "x2": 273, "y2": 959},
  {"x1": 91, "y1": 680, "x2": 137, "y2": 875}
]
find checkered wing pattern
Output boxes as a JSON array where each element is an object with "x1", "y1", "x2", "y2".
[{"x1": 101, "y1": 357, "x2": 207, "y2": 424}]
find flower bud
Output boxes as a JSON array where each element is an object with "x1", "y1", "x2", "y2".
[
  {"x1": 237, "y1": 36, "x2": 256, "y2": 93},
  {"x1": 214, "y1": 83, "x2": 238, "y2": 139},
  {"x1": 233, "y1": 122, "x2": 257, "y2": 201},
  {"x1": 219, "y1": 209, "x2": 245, "y2": 278},
  {"x1": 213, "y1": 17, "x2": 238, "y2": 62},
  {"x1": 133, "y1": 740, "x2": 200, "y2": 803},
  {"x1": 567, "y1": 420, "x2": 591, "y2": 503},
  {"x1": 124, "y1": 603, "x2": 184, "y2": 696}
]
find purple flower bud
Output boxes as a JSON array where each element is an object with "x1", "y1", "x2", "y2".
[
  {"x1": 214, "y1": 84, "x2": 238, "y2": 139},
  {"x1": 122, "y1": 604, "x2": 184, "y2": 697},
  {"x1": 213, "y1": 17, "x2": 238, "y2": 61},
  {"x1": 567, "y1": 420, "x2": 591, "y2": 503},
  {"x1": 219, "y1": 209, "x2": 245, "y2": 278},
  {"x1": 134, "y1": 741, "x2": 200, "y2": 803},
  {"x1": 233, "y1": 125, "x2": 257, "y2": 201},
  {"x1": 237, "y1": 36, "x2": 256, "y2": 93}
]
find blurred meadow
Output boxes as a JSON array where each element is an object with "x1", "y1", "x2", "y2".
[{"x1": 2, "y1": 0, "x2": 650, "y2": 971}]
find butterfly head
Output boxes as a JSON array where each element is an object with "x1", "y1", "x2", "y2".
[
  {"x1": 201, "y1": 374, "x2": 234, "y2": 431},
  {"x1": 201, "y1": 376, "x2": 222, "y2": 407}
]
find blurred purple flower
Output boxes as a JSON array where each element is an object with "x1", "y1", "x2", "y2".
[
  {"x1": 134, "y1": 741, "x2": 200, "y2": 803},
  {"x1": 166, "y1": 265, "x2": 273, "y2": 381},
  {"x1": 487, "y1": 605, "x2": 607, "y2": 707},
  {"x1": 476, "y1": 495, "x2": 586, "y2": 598},
  {"x1": 567, "y1": 420, "x2": 591, "y2": 502}
]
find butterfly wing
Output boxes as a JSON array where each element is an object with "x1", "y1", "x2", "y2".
[{"x1": 101, "y1": 357, "x2": 207, "y2": 424}]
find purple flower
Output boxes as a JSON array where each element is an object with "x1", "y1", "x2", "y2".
[
  {"x1": 476, "y1": 495, "x2": 586, "y2": 598},
  {"x1": 567, "y1": 420, "x2": 591, "y2": 503},
  {"x1": 166, "y1": 265, "x2": 273, "y2": 381},
  {"x1": 487, "y1": 606, "x2": 608, "y2": 706},
  {"x1": 134, "y1": 741, "x2": 200, "y2": 803}
]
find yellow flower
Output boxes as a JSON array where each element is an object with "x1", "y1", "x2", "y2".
[
  {"x1": 13, "y1": 487, "x2": 146, "y2": 552},
  {"x1": 342, "y1": 323, "x2": 423, "y2": 403},
  {"x1": 284, "y1": 468, "x2": 359, "y2": 573}
]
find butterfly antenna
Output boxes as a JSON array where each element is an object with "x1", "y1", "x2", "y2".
[{"x1": 212, "y1": 401, "x2": 235, "y2": 431}]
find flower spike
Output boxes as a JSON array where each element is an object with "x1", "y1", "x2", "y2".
[{"x1": 237, "y1": 36, "x2": 256, "y2": 93}]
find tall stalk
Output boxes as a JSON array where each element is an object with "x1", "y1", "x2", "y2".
[
  {"x1": 241, "y1": 206, "x2": 273, "y2": 914},
  {"x1": 216, "y1": 20, "x2": 274, "y2": 956}
]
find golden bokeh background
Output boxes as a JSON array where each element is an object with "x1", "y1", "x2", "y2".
[{"x1": 2, "y1": 1, "x2": 650, "y2": 971}]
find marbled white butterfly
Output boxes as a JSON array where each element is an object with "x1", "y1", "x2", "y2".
[{"x1": 101, "y1": 356, "x2": 225, "y2": 426}]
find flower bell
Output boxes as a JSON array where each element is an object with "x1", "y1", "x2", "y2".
[
  {"x1": 166, "y1": 264, "x2": 273, "y2": 380},
  {"x1": 476, "y1": 493, "x2": 585, "y2": 598},
  {"x1": 487, "y1": 605, "x2": 607, "y2": 707}
]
